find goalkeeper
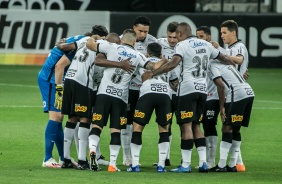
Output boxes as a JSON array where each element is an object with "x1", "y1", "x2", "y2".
[{"x1": 38, "y1": 27, "x2": 101, "y2": 168}]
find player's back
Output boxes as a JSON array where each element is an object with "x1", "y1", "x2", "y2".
[
  {"x1": 209, "y1": 60, "x2": 254, "y2": 102},
  {"x1": 97, "y1": 43, "x2": 148, "y2": 103},
  {"x1": 65, "y1": 37, "x2": 100, "y2": 91},
  {"x1": 39, "y1": 35, "x2": 85, "y2": 83},
  {"x1": 179, "y1": 37, "x2": 218, "y2": 82}
]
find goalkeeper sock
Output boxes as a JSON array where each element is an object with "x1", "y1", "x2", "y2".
[
  {"x1": 44, "y1": 120, "x2": 58, "y2": 161},
  {"x1": 55, "y1": 122, "x2": 64, "y2": 161}
]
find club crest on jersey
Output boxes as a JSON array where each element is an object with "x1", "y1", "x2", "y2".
[
  {"x1": 231, "y1": 115, "x2": 243, "y2": 123},
  {"x1": 180, "y1": 111, "x2": 193, "y2": 119},
  {"x1": 166, "y1": 113, "x2": 172, "y2": 121},
  {"x1": 75, "y1": 104, "x2": 87, "y2": 112},
  {"x1": 120, "y1": 117, "x2": 127, "y2": 125},
  {"x1": 117, "y1": 46, "x2": 136, "y2": 58},
  {"x1": 92, "y1": 113, "x2": 102, "y2": 121},
  {"x1": 134, "y1": 110, "x2": 145, "y2": 118}
]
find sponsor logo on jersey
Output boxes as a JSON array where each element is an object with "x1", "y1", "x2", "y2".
[
  {"x1": 180, "y1": 111, "x2": 193, "y2": 119},
  {"x1": 92, "y1": 113, "x2": 102, "y2": 121},
  {"x1": 117, "y1": 46, "x2": 137, "y2": 58},
  {"x1": 166, "y1": 113, "x2": 172, "y2": 121},
  {"x1": 231, "y1": 115, "x2": 243, "y2": 123},
  {"x1": 134, "y1": 110, "x2": 145, "y2": 118},
  {"x1": 120, "y1": 117, "x2": 127, "y2": 125},
  {"x1": 189, "y1": 40, "x2": 207, "y2": 48},
  {"x1": 75, "y1": 104, "x2": 87, "y2": 112}
]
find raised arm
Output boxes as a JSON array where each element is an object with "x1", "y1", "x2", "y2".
[{"x1": 86, "y1": 35, "x2": 101, "y2": 52}]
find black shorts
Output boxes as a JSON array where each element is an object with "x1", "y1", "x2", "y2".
[
  {"x1": 126, "y1": 89, "x2": 140, "y2": 125},
  {"x1": 62, "y1": 79, "x2": 96, "y2": 118},
  {"x1": 225, "y1": 96, "x2": 254, "y2": 127},
  {"x1": 92, "y1": 94, "x2": 127, "y2": 129},
  {"x1": 202, "y1": 99, "x2": 220, "y2": 126},
  {"x1": 133, "y1": 93, "x2": 172, "y2": 127},
  {"x1": 171, "y1": 94, "x2": 178, "y2": 113},
  {"x1": 176, "y1": 92, "x2": 207, "y2": 124}
]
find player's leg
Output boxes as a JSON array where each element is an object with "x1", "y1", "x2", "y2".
[
  {"x1": 61, "y1": 116, "x2": 78, "y2": 168},
  {"x1": 170, "y1": 94, "x2": 194, "y2": 173},
  {"x1": 210, "y1": 102, "x2": 234, "y2": 172},
  {"x1": 89, "y1": 94, "x2": 109, "y2": 171},
  {"x1": 122, "y1": 89, "x2": 139, "y2": 166},
  {"x1": 77, "y1": 119, "x2": 91, "y2": 170},
  {"x1": 38, "y1": 76, "x2": 63, "y2": 168},
  {"x1": 108, "y1": 97, "x2": 127, "y2": 172},
  {"x1": 127, "y1": 94, "x2": 153, "y2": 172}
]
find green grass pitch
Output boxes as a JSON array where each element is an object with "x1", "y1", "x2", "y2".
[{"x1": 0, "y1": 65, "x2": 282, "y2": 184}]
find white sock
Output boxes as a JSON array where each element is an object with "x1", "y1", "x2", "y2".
[
  {"x1": 158, "y1": 142, "x2": 169, "y2": 167},
  {"x1": 121, "y1": 125, "x2": 132, "y2": 160},
  {"x1": 237, "y1": 149, "x2": 244, "y2": 165},
  {"x1": 89, "y1": 134, "x2": 100, "y2": 153},
  {"x1": 205, "y1": 137, "x2": 211, "y2": 163},
  {"x1": 229, "y1": 140, "x2": 241, "y2": 167},
  {"x1": 63, "y1": 126, "x2": 75, "y2": 159},
  {"x1": 131, "y1": 143, "x2": 142, "y2": 167},
  {"x1": 197, "y1": 146, "x2": 207, "y2": 166},
  {"x1": 96, "y1": 141, "x2": 101, "y2": 158},
  {"x1": 166, "y1": 135, "x2": 172, "y2": 160},
  {"x1": 218, "y1": 141, "x2": 232, "y2": 168},
  {"x1": 210, "y1": 136, "x2": 218, "y2": 166},
  {"x1": 109, "y1": 144, "x2": 120, "y2": 167},
  {"x1": 181, "y1": 149, "x2": 192, "y2": 168},
  {"x1": 74, "y1": 122, "x2": 80, "y2": 156},
  {"x1": 78, "y1": 126, "x2": 89, "y2": 161}
]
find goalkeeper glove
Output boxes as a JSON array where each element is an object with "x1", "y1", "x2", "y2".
[{"x1": 54, "y1": 84, "x2": 63, "y2": 110}]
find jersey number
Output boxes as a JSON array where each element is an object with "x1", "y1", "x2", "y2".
[{"x1": 192, "y1": 55, "x2": 208, "y2": 78}]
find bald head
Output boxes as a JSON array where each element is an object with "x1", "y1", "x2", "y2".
[
  {"x1": 106, "y1": 33, "x2": 121, "y2": 44},
  {"x1": 176, "y1": 22, "x2": 192, "y2": 41}
]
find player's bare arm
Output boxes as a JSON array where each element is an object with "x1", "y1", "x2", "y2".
[
  {"x1": 243, "y1": 69, "x2": 249, "y2": 80},
  {"x1": 213, "y1": 77, "x2": 226, "y2": 123},
  {"x1": 169, "y1": 79, "x2": 179, "y2": 92},
  {"x1": 55, "y1": 55, "x2": 71, "y2": 85},
  {"x1": 95, "y1": 53, "x2": 135, "y2": 73},
  {"x1": 86, "y1": 35, "x2": 102, "y2": 52},
  {"x1": 228, "y1": 55, "x2": 244, "y2": 65},
  {"x1": 217, "y1": 53, "x2": 236, "y2": 66},
  {"x1": 142, "y1": 55, "x2": 181, "y2": 82}
]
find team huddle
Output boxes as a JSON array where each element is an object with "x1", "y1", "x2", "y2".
[{"x1": 38, "y1": 16, "x2": 254, "y2": 173}]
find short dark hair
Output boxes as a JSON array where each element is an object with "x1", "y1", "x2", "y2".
[
  {"x1": 147, "y1": 43, "x2": 162, "y2": 58},
  {"x1": 220, "y1": 20, "x2": 238, "y2": 36},
  {"x1": 133, "y1": 16, "x2": 151, "y2": 26},
  {"x1": 196, "y1": 26, "x2": 211, "y2": 35},
  {"x1": 167, "y1": 21, "x2": 179, "y2": 32},
  {"x1": 91, "y1": 25, "x2": 108, "y2": 37}
]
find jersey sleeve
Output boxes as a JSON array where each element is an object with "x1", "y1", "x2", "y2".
[
  {"x1": 137, "y1": 52, "x2": 149, "y2": 68},
  {"x1": 208, "y1": 42, "x2": 220, "y2": 59},
  {"x1": 97, "y1": 41, "x2": 112, "y2": 54},
  {"x1": 169, "y1": 69, "x2": 178, "y2": 81},
  {"x1": 208, "y1": 62, "x2": 221, "y2": 81},
  {"x1": 174, "y1": 43, "x2": 184, "y2": 61}
]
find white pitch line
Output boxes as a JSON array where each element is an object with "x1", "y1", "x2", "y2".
[
  {"x1": 255, "y1": 100, "x2": 282, "y2": 104},
  {"x1": 253, "y1": 107, "x2": 282, "y2": 110},
  {"x1": 0, "y1": 105, "x2": 41, "y2": 108},
  {"x1": 0, "y1": 83, "x2": 38, "y2": 88}
]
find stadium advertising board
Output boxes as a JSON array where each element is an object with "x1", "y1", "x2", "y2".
[
  {"x1": 0, "y1": 10, "x2": 110, "y2": 65},
  {"x1": 111, "y1": 13, "x2": 282, "y2": 68}
]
